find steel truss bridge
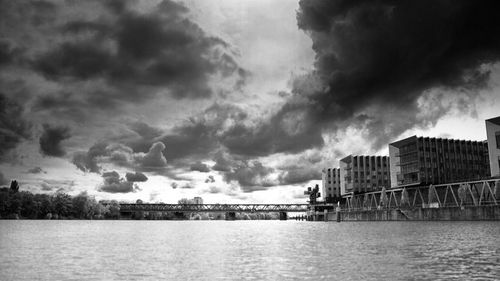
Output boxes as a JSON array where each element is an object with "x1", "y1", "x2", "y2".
[
  {"x1": 118, "y1": 203, "x2": 310, "y2": 213},
  {"x1": 343, "y1": 179, "x2": 499, "y2": 211}
]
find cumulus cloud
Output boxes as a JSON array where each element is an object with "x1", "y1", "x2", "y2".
[
  {"x1": 137, "y1": 142, "x2": 167, "y2": 168},
  {"x1": 125, "y1": 172, "x2": 148, "y2": 182},
  {"x1": 205, "y1": 175, "x2": 215, "y2": 183},
  {"x1": 0, "y1": 94, "x2": 31, "y2": 161},
  {"x1": 72, "y1": 141, "x2": 167, "y2": 173},
  {"x1": 292, "y1": 0, "x2": 500, "y2": 150},
  {"x1": 39, "y1": 124, "x2": 71, "y2": 157},
  {"x1": 205, "y1": 186, "x2": 222, "y2": 194},
  {"x1": 170, "y1": 181, "x2": 193, "y2": 189},
  {"x1": 98, "y1": 171, "x2": 139, "y2": 193},
  {"x1": 190, "y1": 161, "x2": 210, "y2": 173},
  {"x1": 39, "y1": 179, "x2": 76, "y2": 192}
]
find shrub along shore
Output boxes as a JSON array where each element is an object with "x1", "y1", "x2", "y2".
[{"x1": 0, "y1": 182, "x2": 280, "y2": 220}]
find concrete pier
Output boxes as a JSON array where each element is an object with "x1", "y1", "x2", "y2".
[{"x1": 324, "y1": 205, "x2": 500, "y2": 221}]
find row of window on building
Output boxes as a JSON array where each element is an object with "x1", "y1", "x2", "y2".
[{"x1": 321, "y1": 116, "x2": 500, "y2": 201}]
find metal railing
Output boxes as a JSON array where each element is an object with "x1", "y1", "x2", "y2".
[{"x1": 342, "y1": 179, "x2": 499, "y2": 212}]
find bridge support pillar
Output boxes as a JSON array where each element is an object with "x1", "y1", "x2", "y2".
[
  {"x1": 279, "y1": 212, "x2": 287, "y2": 220},
  {"x1": 225, "y1": 212, "x2": 236, "y2": 220}
]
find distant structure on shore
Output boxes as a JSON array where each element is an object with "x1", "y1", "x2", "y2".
[
  {"x1": 486, "y1": 116, "x2": 500, "y2": 177},
  {"x1": 178, "y1": 197, "x2": 203, "y2": 205},
  {"x1": 320, "y1": 115, "x2": 500, "y2": 200}
]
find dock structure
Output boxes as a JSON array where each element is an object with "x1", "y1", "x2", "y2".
[{"x1": 310, "y1": 179, "x2": 500, "y2": 221}]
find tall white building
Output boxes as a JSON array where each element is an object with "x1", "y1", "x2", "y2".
[
  {"x1": 321, "y1": 168, "x2": 341, "y2": 202},
  {"x1": 486, "y1": 116, "x2": 500, "y2": 177}
]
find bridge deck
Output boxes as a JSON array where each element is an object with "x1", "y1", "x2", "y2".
[{"x1": 117, "y1": 203, "x2": 309, "y2": 213}]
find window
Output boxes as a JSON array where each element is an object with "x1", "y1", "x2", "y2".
[{"x1": 496, "y1": 131, "x2": 500, "y2": 149}]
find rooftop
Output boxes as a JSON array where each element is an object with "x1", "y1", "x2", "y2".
[{"x1": 486, "y1": 116, "x2": 500, "y2": 126}]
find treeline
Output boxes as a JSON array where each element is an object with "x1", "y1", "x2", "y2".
[{"x1": 0, "y1": 181, "x2": 120, "y2": 220}]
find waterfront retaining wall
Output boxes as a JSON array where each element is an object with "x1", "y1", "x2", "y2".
[{"x1": 326, "y1": 206, "x2": 500, "y2": 221}]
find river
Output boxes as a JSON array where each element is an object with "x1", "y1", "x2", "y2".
[{"x1": 0, "y1": 220, "x2": 499, "y2": 280}]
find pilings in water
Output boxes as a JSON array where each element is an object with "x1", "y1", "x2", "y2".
[
  {"x1": 225, "y1": 212, "x2": 236, "y2": 220},
  {"x1": 279, "y1": 212, "x2": 288, "y2": 220}
]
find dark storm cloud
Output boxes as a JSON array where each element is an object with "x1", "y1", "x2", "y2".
[
  {"x1": 72, "y1": 142, "x2": 108, "y2": 173},
  {"x1": 224, "y1": 161, "x2": 276, "y2": 192},
  {"x1": 30, "y1": 0, "x2": 245, "y2": 100},
  {"x1": 190, "y1": 161, "x2": 210, "y2": 173},
  {"x1": 220, "y1": 101, "x2": 324, "y2": 156},
  {"x1": 98, "y1": 171, "x2": 139, "y2": 193},
  {"x1": 161, "y1": 103, "x2": 324, "y2": 163},
  {"x1": 125, "y1": 172, "x2": 148, "y2": 182},
  {"x1": 278, "y1": 167, "x2": 321, "y2": 185},
  {"x1": 292, "y1": 0, "x2": 500, "y2": 149},
  {"x1": 0, "y1": 94, "x2": 31, "y2": 161},
  {"x1": 0, "y1": 40, "x2": 22, "y2": 66},
  {"x1": 212, "y1": 151, "x2": 233, "y2": 172},
  {"x1": 39, "y1": 124, "x2": 71, "y2": 157}
]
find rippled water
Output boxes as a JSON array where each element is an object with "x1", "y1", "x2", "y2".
[{"x1": 1, "y1": 220, "x2": 499, "y2": 280}]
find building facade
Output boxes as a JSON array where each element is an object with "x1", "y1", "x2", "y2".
[
  {"x1": 389, "y1": 136, "x2": 490, "y2": 187},
  {"x1": 339, "y1": 155, "x2": 390, "y2": 195},
  {"x1": 486, "y1": 116, "x2": 500, "y2": 178},
  {"x1": 321, "y1": 168, "x2": 341, "y2": 202},
  {"x1": 193, "y1": 197, "x2": 203, "y2": 205}
]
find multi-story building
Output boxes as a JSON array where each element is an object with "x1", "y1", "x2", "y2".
[
  {"x1": 486, "y1": 116, "x2": 500, "y2": 178},
  {"x1": 339, "y1": 155, "x2": 390, "y2": 195},
  {"x1": 321, "y1": 168, "x2": 341, "y2": 202},
  {"x1": 193, "y1": 197, "x2": 203, "y2": 205},
  {"x1": 389, "y1": 136, "x2": 490, "y2": 187}
]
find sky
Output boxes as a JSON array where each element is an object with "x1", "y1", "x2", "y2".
[{"x1": 1, "y1": 0, "x2": 499, "y2": 204}]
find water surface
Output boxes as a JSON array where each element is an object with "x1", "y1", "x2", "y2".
[{"x1": 1, "y1": 220, "x2": 499, "y2": 280}]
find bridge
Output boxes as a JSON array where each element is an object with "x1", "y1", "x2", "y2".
[
  {"x1": 118, "y1": 203, "x2": 309, "y2": 213},
  {"x1": 115, "y1": 203, "x2": 310, "y2": 220}
]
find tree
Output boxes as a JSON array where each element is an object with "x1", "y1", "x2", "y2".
[
  {"x1": 106, "y1": 200, "x2": 121, "y2": 219},
  {"x1": 72, "y1": 192, "x2": 91, "y2": 219},
  {"x1": 34, "y1": 193, "x2": 54, "y2": 218},
  {"x1": 20, "y1": 191, "x2": 40, "y2": 219},
  {"x1": 0, "y1": 190, "x2": 10, "y2": 217},
  {"x1": 53, "y1": 192, "x2": 73, "y2": 218},
  {"x1": 9, "y1": 180, "x2": 19, "y2": 193}
]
